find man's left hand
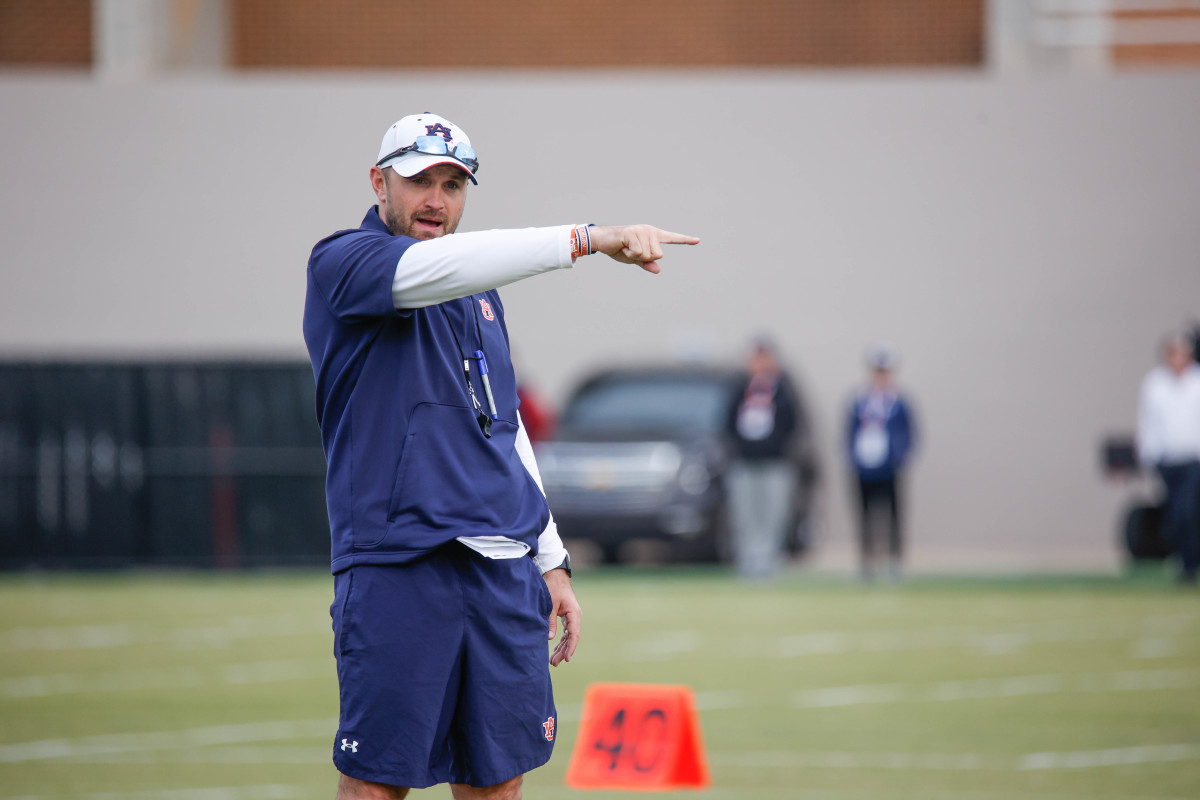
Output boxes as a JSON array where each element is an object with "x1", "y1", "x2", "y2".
[{"x1": 543, "y1": 568, "x2": 581, "y2": 666}]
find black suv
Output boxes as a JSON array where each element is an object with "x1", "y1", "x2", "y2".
[{"x1": 534, "y1": 365, "x2": 817, "y2": 563}]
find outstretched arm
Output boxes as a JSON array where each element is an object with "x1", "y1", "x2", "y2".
[{"x1": 391, "y1": 224, "x2": 700, "y2": 309}]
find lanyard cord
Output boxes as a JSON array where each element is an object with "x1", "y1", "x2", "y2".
[
  {"x1": 438, "y1": 300, "x2": 492, "y2": 438},
  {"x1": 861, "y1": 391, "x2": 896, "y2": 423},
  {"x1": 470, "y1": 297, "x2": 486, "y2": 350}
]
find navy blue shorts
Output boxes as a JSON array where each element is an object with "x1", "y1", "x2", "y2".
[{"x1": 330, "y1": 543, "x2": 557, "y2": 788}]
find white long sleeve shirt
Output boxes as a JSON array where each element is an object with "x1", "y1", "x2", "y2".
[
  {"x1": 394, "y1": 226, "x2": 575, "y2": 573},
  {"x1": 393, "y1": 225, "x2": 575, "y2": 309},
  {"x1": 1137, "y1": 363, "x2": 1200, "y2": 466}
]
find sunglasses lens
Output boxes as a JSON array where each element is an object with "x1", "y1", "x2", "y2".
[
  {"x1": 412, "y1": 135, "x2": 450, "y2": 155},
  {"x1": 455, "y1": 144, "x2": 478, "y2": 170}
]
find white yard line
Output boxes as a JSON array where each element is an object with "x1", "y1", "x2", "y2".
[
  {"x1": 4, "y1": 714, "x2": 1196, "y2": 781},
  {"x1": 693, "y1": 689, "x2": 747, "y2": 711},
  {"x1": 711, "y1": 742, "x2": 1200, "y2": 772},
  {"x1": 712, "y1": 750, "x2": 994, "y2": 770},
  {"x1": 1132, "y1": 636, "x2": 1177, "y2": 659},
  {"x1": 8, "y1": 610, "x2": 1193, "y2": 658},
  {"x1": 568, "y1": 669, "x2": 1197, "y2": 722},
  {"x1": 1019, "y1": 742, "x2": 1200, "y2": 769},
  {"x1": 700, "y1": 786, "x2": 1199, "y2": 800},
  {"x1": 0, "y1": 622, "x2": 140, "y2": 651},
  {"x1": 614, "y1": 611, "x2": 1199, "y2": 663},
  {"x1": 0, "y1": 719, "x2": 334, "y2": 764},
  {"x1": 26, "y1": 745, "x2": 333, "y2": 765},
  {"x1": 791, "y1": 668, "x2": 1200, "y2": 709},
  {"x1": 762, "y1": 615, "x2": 1195, "y2": 660},
  {"x1": 2, "y1": 658, "x2": 331, "y2": 699},
  {"x1": 0, "y1": 785, "x2": 310, "y2": 800},
  {"x1": 622, "y1": 630, "x2": 702, "y2": 661},
  {"x1": 0, "y1": 613, "x2": 324, "y2": 652}
]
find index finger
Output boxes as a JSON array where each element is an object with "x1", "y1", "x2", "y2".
[{"x1": 656, "y1": 229, "x2": 701, "y2": 246}]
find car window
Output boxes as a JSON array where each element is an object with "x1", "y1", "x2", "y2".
[{"x1": 561, "y1": 376, "x2": 733, "y2": 434}]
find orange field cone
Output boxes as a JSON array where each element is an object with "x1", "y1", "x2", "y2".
[{"x1": 565, "y1": 682, "x2": 711, "y2": 791}]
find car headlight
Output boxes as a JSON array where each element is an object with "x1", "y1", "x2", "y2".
[
  {"x1": 678, "y1": 456, "x2": 711, "y2": 495},
  {"x1": 648, "y1": 443, "x2": 682, "y2": 474}
]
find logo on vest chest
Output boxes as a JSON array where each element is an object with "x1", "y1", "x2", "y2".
[{"x1": 479, "y1": 298, "x2": 495, "y2": 321}]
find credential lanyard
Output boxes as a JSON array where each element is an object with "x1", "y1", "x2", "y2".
[
  {"x1": 862, "y1": 390, "x2": 896, "y2": 425},
  {"x1": 438, "y1": 300, "x2": 497, "y2": 438}
]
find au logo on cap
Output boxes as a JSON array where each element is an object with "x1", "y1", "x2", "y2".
[{"x1": 425, "y1": 123, "x2": 453, "y2": 141}]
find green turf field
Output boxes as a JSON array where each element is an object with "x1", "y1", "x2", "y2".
[{"x1": 1, "y1": 568, "x2": 1197, "y2": 799}]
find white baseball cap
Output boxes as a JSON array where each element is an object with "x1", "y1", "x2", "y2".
[
  {"x1": 866, "y1": 341, "x2": 898, "y2": 370},
  {"x1": 376, "y1": 113, "x2": 479, "y2": 184}
]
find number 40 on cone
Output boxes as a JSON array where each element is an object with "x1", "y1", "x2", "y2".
[{"x1": 565, "y1": 682, "x2": 711, "y2": 791}]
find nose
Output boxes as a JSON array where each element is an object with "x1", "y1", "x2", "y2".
[{"x1": 423, "y1": 184, "x2": 448, "y2": 211}]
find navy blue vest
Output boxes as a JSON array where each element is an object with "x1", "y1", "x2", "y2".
[{"x1": 303, "y1": 208, "x2": 549, "y2": 573}]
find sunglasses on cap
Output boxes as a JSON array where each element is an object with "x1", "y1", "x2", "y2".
[{"x1": 377, "y1": 135, "x2": 480, "y2": 173}]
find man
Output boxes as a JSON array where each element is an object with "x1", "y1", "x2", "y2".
[
  {"x1": 846, "y1": 342, "x2": 917, "y2": 582},
  {"x1": 303, "y1": 113, "x2": 698, "y2": 800},
  {"x1": 1137, "y1": 332, "x2": 1200, "y2": 584},
  {"x1": 723, "y1": 339, "x2": 800, "y2": 580}
]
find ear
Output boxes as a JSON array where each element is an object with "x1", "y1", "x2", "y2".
[{"x1": 370, "y1": 165, "x2": 388, "y2": 204}]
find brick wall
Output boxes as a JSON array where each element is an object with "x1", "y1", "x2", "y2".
[
  {"x1": 0, "y1": 0, "x2": 92, "y2": 66},
  {"x1": 5, "y1": 1, "x2": 1197, "y2": 73},
  {"x1": 231, "y1": 0, "x2": 984, "y2": 69},
  {"x1": 1113, "y1": 5, "x2": 1200, "y2": 67}
]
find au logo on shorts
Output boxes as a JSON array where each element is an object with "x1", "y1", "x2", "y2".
[
  {"x1": 479, "y1": 299, "x2": 495, "y2": 321},
  {"x1": 542, "y1": 717, "x2": 556, "y2": 742}
]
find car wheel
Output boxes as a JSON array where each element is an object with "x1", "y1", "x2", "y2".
[
  {"x1": 675, "y1": 507, "x2": 731, "y2": 564},
  {"x1": 599, "y1": 541, "x2": 624, "y2": 565},
  {"x1": 1123, "y1": 502, "x2": 1168, "y2": 560}
]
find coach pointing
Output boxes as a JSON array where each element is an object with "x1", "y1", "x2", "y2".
[{"x1": 302, "y1": 112, "x2": 698, "y2": 800}]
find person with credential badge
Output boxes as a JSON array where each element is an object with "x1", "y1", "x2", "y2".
[
  {"x1": 846, "y1": 342, "x2": 917, "y2": 582},
  {"x1": 303, "y1": 112, "x2": 699, "y2": 799},
  {"x1": 724, "y1": 339, "x2": 800, "y2": 580}
]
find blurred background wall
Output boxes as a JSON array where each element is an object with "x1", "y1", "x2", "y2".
[{"x1": 1, "y1": 0, "x2": 1198, "y2": 570}]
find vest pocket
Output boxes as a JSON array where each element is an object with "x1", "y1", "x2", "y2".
[{"x1": 382, "y1": 402, "x2": 528, "y2": 542}]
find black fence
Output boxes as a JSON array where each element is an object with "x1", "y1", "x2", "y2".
[{"x1": 0, "y1": 361, "x2": 328, "y2": 569}]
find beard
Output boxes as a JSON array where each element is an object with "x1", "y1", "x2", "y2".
[
  {"x1": 380, "y1": 179, "x2": 460, "y2": 240},
  {"x1": 382, "y1": 204, "x2": 420, "y2": 238},
  {"x1": 381, "y1": 202, "x2": 460, "y2": 241},
  {"x1": 382, "y1": 204, "x2": 407, "y2": 237}
]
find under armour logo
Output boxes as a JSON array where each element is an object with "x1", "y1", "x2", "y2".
[{"x1": 341, "y1": 739, "x2": 359, "y2": 753}]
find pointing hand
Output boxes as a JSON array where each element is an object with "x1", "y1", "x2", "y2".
[{"x1": 588, "y1": 225, "x2": 700, "y2": 274}]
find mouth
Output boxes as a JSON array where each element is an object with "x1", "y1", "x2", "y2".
[{"x1": 414, "y1": 216, "x2": 445, "y2": 235}]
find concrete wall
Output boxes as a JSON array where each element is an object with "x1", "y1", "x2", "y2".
[{"x1": 2, "y1": 70, "x2": 1198, "y2": 571}]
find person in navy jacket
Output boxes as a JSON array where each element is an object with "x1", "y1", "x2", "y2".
[
  {"x1": 724, "y1": 339, "x2": 800, "y2": 580},
  {"x1": 846, "y1": 342, "x2": 917, "y2": 582},
  {"x1": 303, "y1": 113, "x2": 698, "y2": 800}
]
